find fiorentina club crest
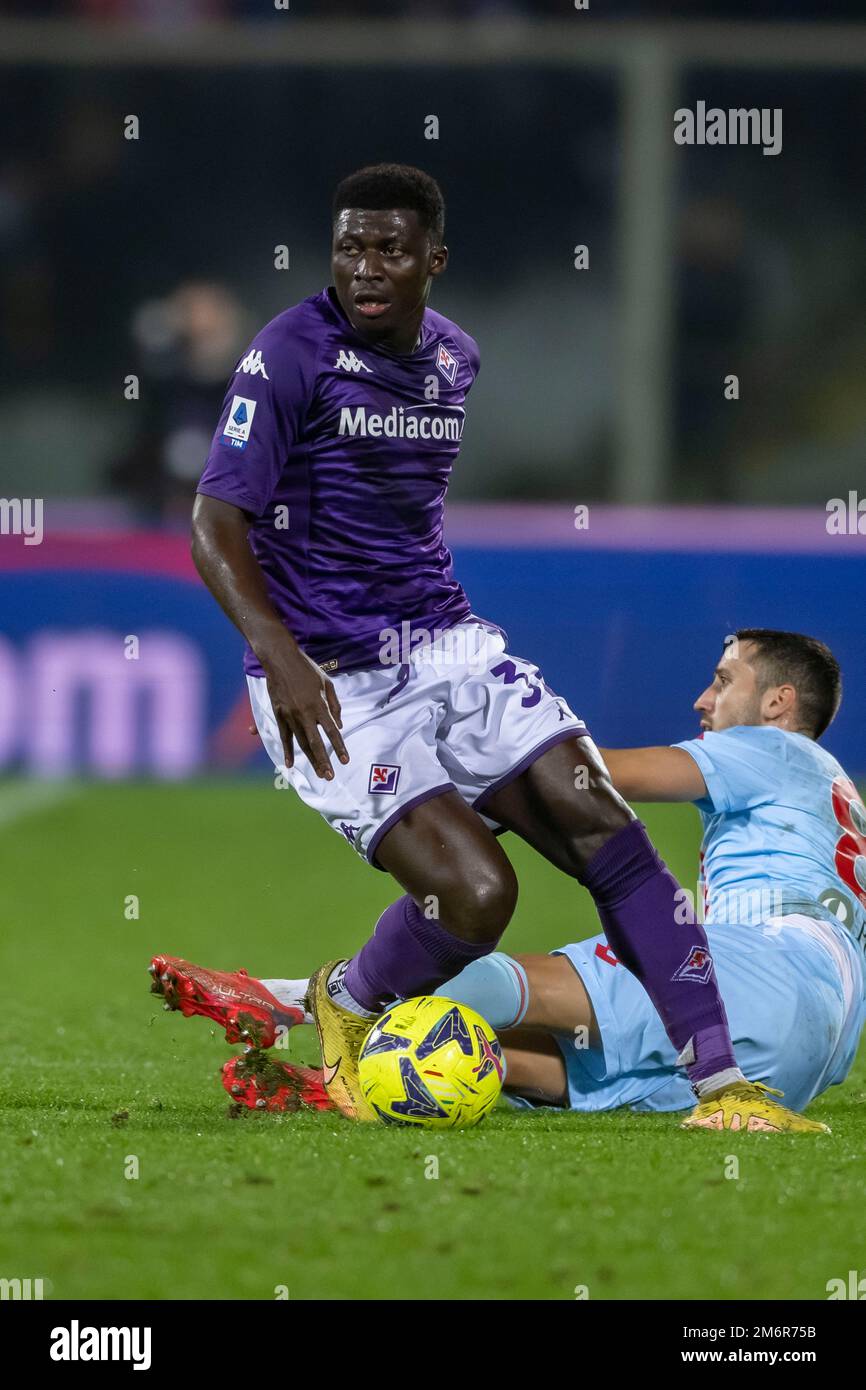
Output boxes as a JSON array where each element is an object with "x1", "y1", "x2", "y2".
[
  {"x1": 672, "y1": 945, "x2": 715, "y2": 984},
  {"x1": 436, "y1": 342, "x2": 458, "y2": 385},
  {"x1": 368, "y1": 763, "x2": 400, "y2": 795}
]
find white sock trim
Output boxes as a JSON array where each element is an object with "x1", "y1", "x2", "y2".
[
  {"x1": 325, "y1": 962, "x2": 377, "y2": 1019},
  {"x1": 260, "y1": 978, "x2": 314, "y2": 1026},
  {"x1": 693, "y1": 1067, "x2": 746, "y2": 1099}
]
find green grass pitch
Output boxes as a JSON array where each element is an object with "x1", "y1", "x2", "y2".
[{"x1": 1, "y1": 777, "x2": 864, "y2": 1301}]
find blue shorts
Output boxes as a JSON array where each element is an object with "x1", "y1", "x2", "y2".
[{"x1": 552, "y1": 914, "x2": 865, "y2": 1114}]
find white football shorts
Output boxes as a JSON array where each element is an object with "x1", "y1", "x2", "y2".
[{"x1": 247, "y1": 619, "x2": 588, "y2": 867}]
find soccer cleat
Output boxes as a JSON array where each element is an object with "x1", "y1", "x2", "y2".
[
  {"x1": 149, "y1": 954, "x2": 304, "y2": 1048},
  {"x1": 307, "y1": 960, "x2": 377, "y2": 1122},
  {"x1": 221, "y1": 1051, "x2": 334, "y2": 1115},
  {"x1": 681, "y1": 1080, "x2": 831, "y2": 1133}
]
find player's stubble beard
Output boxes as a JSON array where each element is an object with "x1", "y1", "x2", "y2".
[{"x1": 704, "y1": 689, "x2": 764, "y2": 732}]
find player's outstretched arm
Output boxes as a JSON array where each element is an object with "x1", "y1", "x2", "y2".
[
  {"x1": 191, "y1": 494, "x2": 348, "y2": 781},
  {"x1": 597, "y1": 746, "x2": 707, "y2": 804}
]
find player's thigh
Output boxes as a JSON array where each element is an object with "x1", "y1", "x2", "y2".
[
  {"x1": 710, "y1": 921, "x2": 853, "y2": 1109},
  {"x1": 483, "y1": 735, "x2": 633, "y2": 876},
  {"x1": 500, "y1": 1030, "x2": 569, "y2": 1106},
  {"x1": 513, "y1": 953, "x2": 600, "y2": 1045},
  {"x1": 250, "y1": 667, "x2": 519, "y2": 940},
  {"x1": 250, "y1": 667, "x2": 462, "y2": 864},
  {"x1": 375, "y1": 789, "x2": 519, "y2": 943}
]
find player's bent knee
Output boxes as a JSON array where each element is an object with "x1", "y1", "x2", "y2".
[{"x1": 439, "y1": 859, "x2": 518, "y2": 944}]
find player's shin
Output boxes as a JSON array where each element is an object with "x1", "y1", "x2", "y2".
[
  {"x1": 579, "y1": 820, "x2": 743, "y2": 1093},
  {"x1": 340, "y1": 894, "x2": 503, "y2": 1016},
  {"x1": 432, "y1": 952, "x2": 529, "y2": 1030}
]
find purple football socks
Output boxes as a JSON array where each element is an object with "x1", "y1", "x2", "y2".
[
  {"x1": 579, "y1": 820, "x2": 739, "y2": 1087},
  {"x1": 343, "y1": 894, "x2": 501, "y2": 1015}
]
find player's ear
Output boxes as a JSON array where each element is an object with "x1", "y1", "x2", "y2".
[
  {"x1": 429, "y1": 243, "x2": 448, "y2": 277},
  {"x1": 764, "y1": 682, "x2": 797, "y2": 722}
]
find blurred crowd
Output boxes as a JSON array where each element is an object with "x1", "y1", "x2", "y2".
[
  {"x1": 1, "y1": 9, "x2": 865, "y2": 516},
  {"x1": 109, "y1": 282, "x2": 249, "y2": 522}
]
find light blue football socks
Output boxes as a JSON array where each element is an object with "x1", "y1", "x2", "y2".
[{"x1": 433, "y1": 951, "x2": 530, "y2": 1031}]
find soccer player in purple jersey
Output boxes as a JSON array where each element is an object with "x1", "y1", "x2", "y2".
[{"x1": 175, "y1": 163, "x2": 811, "y2": 1130}]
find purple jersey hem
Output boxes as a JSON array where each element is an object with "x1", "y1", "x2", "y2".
[
  {"x1": 473, "y1": 725, "x2": 590, "y2": 813},
  {"x1": 243, "y1": 603, "x2": 477, "y2": 679}
]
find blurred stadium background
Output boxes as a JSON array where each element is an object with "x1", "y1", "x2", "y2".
[{"x1": 1, "y1": 1, "x2": 864, "y2": 779}]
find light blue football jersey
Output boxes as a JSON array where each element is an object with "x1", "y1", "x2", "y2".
[{"x1": 675, "y1": 725, "x2": 866, "y2": 969}]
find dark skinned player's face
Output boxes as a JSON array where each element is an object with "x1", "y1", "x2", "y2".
[{"x1": 331, "y1": 208, "x2": 448, "y2": 355}]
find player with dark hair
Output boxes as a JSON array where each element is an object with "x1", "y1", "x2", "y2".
[
  {"x1": 725, "y1": 629, "x2": 841, "y2": 738},
  {"x1": 333, "y1": 164, "x2": 446, "y2": 244},
  {"x1": 161, "y1": 164, "x2": 823, "y2": 1131},
  {"x1": 439, "y1": 629, "x2": 863, "y2": 1120}
]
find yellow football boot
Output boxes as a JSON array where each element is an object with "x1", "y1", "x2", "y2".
[
  {"x1": 681, "y1": 1080, "x2": 830, "y2": 1133},
  {"x1": 307, "y1": 960, "x2": 377, "y2": 1122}
]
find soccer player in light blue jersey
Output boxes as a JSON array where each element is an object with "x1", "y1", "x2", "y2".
[
  {"x1": 176, "y1": 629, "x2": 858, "y2": 1134},
  {"x1": 444, "y1": 629, "x2": 864, "y2": 1129}
]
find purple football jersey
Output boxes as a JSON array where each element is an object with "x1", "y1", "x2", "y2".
[{"x1": 197, "y1": 287, "x2": 479, "y2": 676}]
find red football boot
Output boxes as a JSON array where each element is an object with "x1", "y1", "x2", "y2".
[
  {"x1": 149, "y1": 954, "x2": 305, "y2": 1048},
  {"x1": 222, "y1": 1051, "x2": 334, "y2": 1114}
]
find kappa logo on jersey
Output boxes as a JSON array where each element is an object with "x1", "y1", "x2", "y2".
[
  {"x1": 368, "y1": 763, "x2": 400, "y2": 795},
  {"x1": 672, "y1": 944, "x2": 715, "y2": 984},
  {"x1": 335, "y1": 349, "x2": 372, "y2": 374},
  {"x1": 436, "y1": 343, "x2": 458, "y2": 385},
  {"x1": 236, "y1": 348, "x2": 269, "y2": 380},
  {"x1": 222, "y1": 395, "x2": 257, "y2": 450}
]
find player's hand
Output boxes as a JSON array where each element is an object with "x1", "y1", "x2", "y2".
[{"x1": 259, "y1": 642, "x2": 349, "y2": 781}]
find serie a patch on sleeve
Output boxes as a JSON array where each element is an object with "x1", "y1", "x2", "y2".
[{"x1": 222, "y1": 395, "x2": 257, "y2": 450}]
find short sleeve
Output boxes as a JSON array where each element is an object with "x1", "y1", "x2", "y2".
[
  {"x1": 673, "y1": 727, "x2": 788, "y2": 813},
  {"x1": 197, "y1": 324, "x2": 313, "y2": 517},
  {"x1": 465, "y1": 332, "x2": 480, "y2": 381}
]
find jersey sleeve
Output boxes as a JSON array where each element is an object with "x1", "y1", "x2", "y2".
[
  {"x1": 463, "y1": 331, "x2": 480, "y2": 383},
  {"x1": 673, "y1": 727, "x2": 789, "y2": 813},
  {"x1": 197, "y1": 322, "x2": 314, "y2": 517}
]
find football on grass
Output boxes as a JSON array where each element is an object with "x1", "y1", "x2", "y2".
[{"x1": 359, "y1": 996, "x2": 504, "y2": 1128}]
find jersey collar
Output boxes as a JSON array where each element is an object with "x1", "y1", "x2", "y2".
[{"x1": 323, "y1": 285, "x2": 428, "y2": 358}]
